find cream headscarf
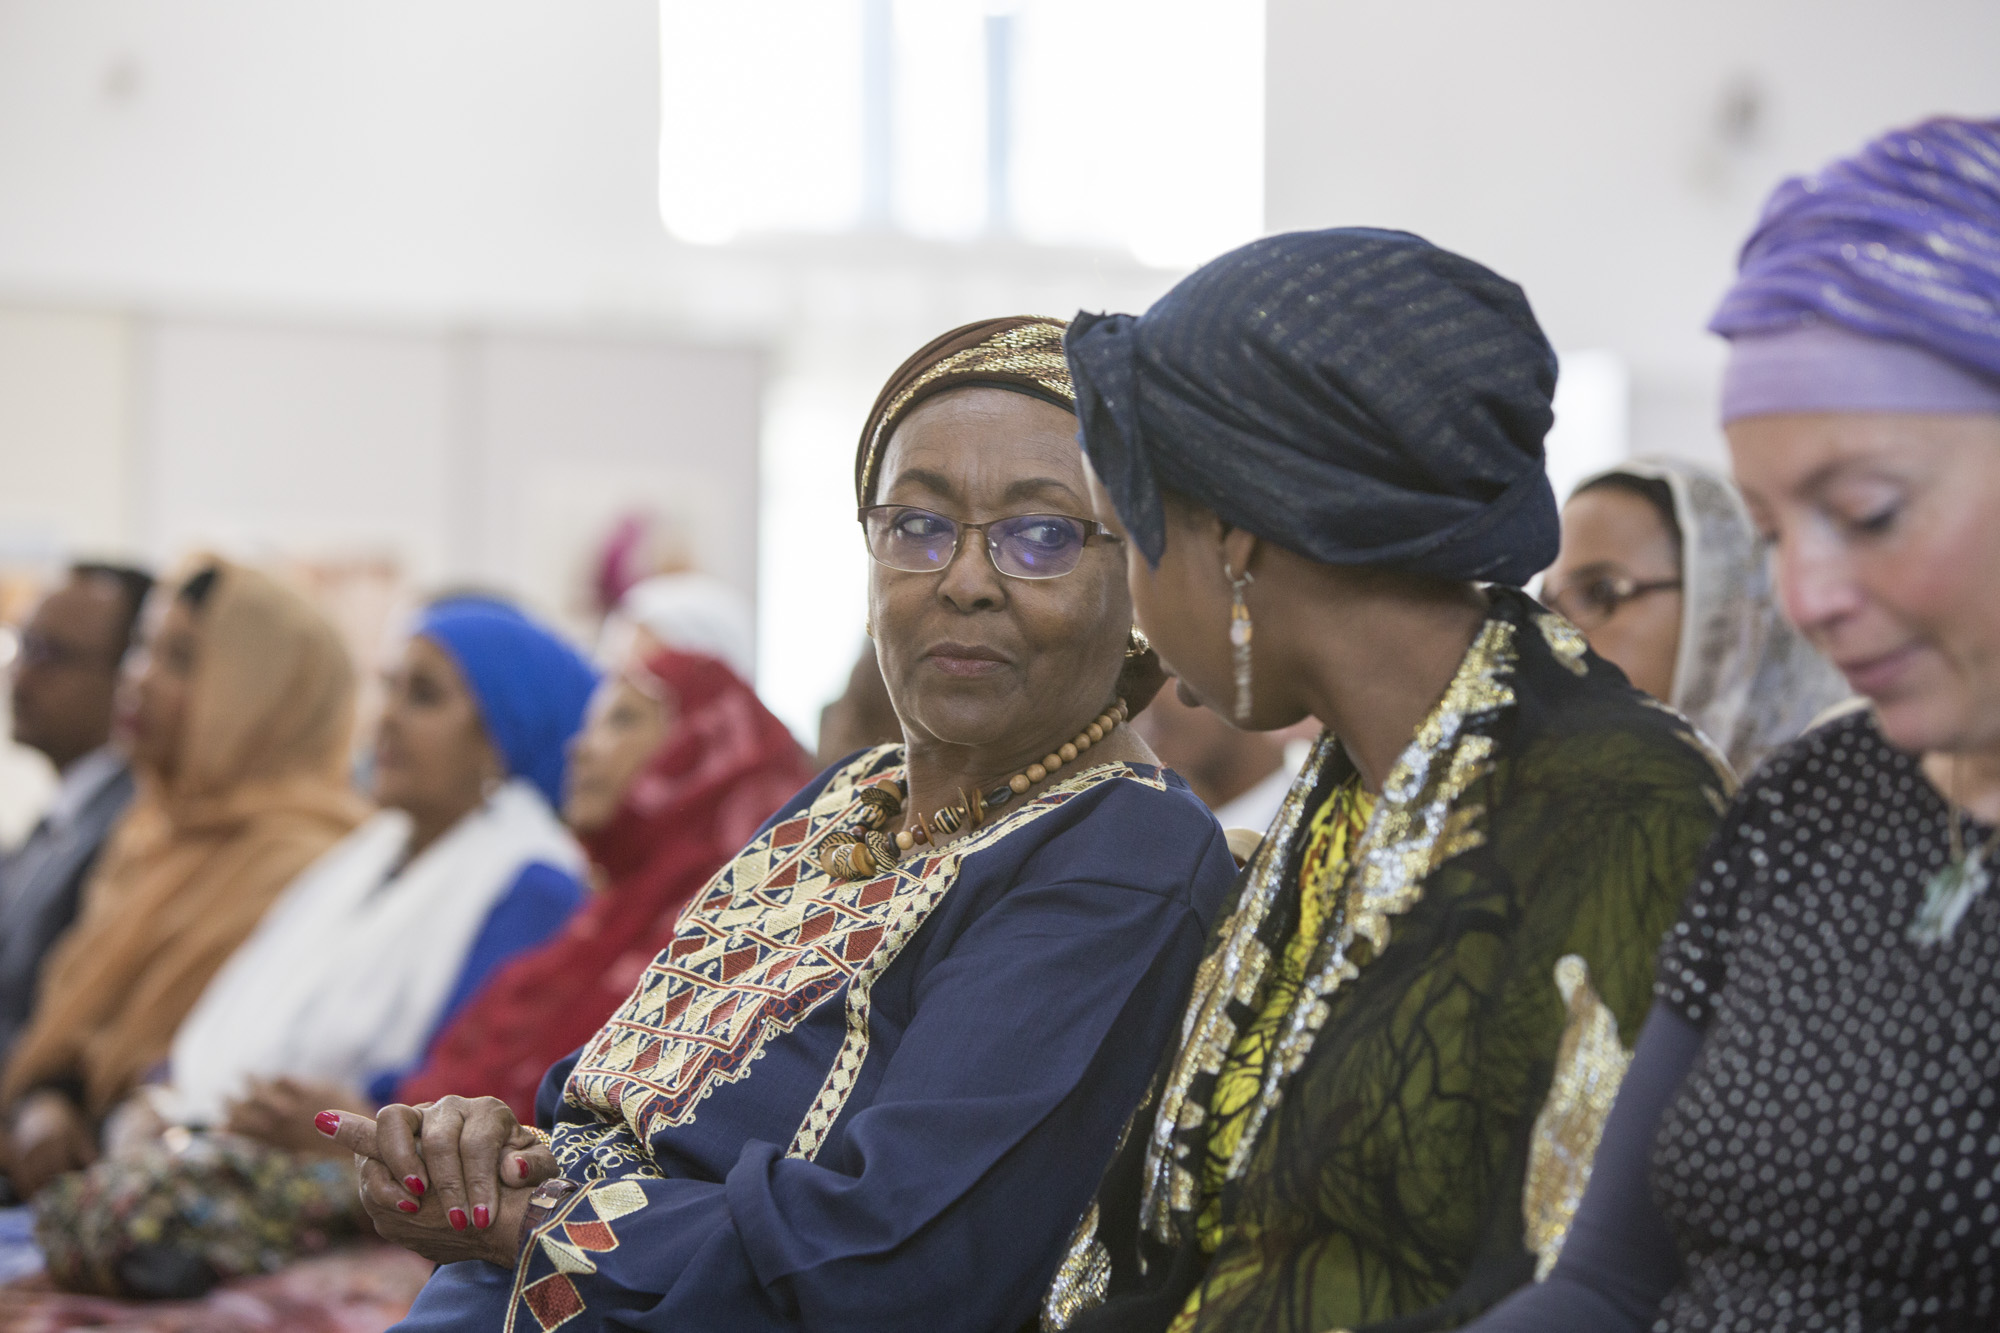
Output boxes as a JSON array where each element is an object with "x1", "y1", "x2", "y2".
[
  {"x1": 2, "y1": 558, "x2": 368, "y2": 1118},
  {"x1": 1580, "y1": 459, "x2": 1850, "y2": 777}
]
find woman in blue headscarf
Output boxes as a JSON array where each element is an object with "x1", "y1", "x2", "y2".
[
  {"x1": 37, "y1": 601, "x2": 600, "y2": 1298},
  {"x1": 1466, "y1": 117, "x2": 2000, "y2": 1333}
]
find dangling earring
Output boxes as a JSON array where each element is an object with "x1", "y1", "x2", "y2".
[
  {"x1": 1223, "y1": 562, "x2": 1254, "y2": 725},
  {"x1": 1126, "y1": 626, "x2": 1151, "y2": 659}
]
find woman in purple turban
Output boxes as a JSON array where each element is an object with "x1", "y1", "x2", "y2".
[{"x1": 1468, "y1": 117, "x2": 2000, "y2": 1333}]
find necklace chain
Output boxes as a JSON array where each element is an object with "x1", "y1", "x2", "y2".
[
  {"x1": 1913, "y1": 754, "x2": 2000, "y2": 945},
  {"x1": 819, "y1": 698, "x2": 1130, "y2": 881}
]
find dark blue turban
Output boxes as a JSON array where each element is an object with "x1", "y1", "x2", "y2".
[
  {"x1": 1065, "y1": 228, "x2": 1560, "y2": 585},
  {"x1": 417, "y1": 604, "x2": 599, "y2": 810},
  {"x1": 1710, "y1": 117, "x2": 2000, "y2": 382}
]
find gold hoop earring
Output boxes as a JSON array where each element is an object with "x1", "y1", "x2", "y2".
[
  {"x1": 1223, "y1": 562, "x2": 1254, "y2": 725},
  {"x1": 1126, "y1": 626, "x2": 1151, "y2": 659}
]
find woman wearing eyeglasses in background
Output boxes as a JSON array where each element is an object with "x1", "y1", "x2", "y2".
[
  {"x1": 1543, "y1": 458, "x2": 1847, "y2": 776},
  {"x1": 325, "y1": 317, "x2": 1239, "y2": 1333}
]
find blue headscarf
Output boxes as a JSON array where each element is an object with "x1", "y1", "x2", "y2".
[
  {"x1": 1066, "y1": 228, "x2": 1560, "y2": 585},
  {"x1": 416, "y1": 604, "x2": 599, "y2": 810},
  {"x1": 1710, "y1": 117, "x2": 2000, "y2": 381}
]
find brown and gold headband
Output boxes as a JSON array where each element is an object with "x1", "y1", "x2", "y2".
[{"x1": 852, "y1": 316, "x2": 1075, "y2": 505}]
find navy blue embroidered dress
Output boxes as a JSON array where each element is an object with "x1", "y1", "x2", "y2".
[{"x1": 395, "y1": 748, "x2": 1237, "y2": 1333}]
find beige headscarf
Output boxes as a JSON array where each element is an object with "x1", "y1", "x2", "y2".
[
  {"x1": 2, "y1": 558, "x2": 368, "y2": 1118},
  {"x1": 1579, "y1": 459, "x2": 1851, "y2": 777}
]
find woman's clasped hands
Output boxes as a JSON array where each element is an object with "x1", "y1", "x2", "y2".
[{"x1": 319, "y1": 1095, "x2": 560, "y2": 1268}]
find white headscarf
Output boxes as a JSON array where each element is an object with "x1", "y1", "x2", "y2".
[
  {"x1": 597, "y1": 573, "x2": 756, "y2": 682},
  {"x1": 162, "y1": 778, "x2": 583, "y2": 1124},
  {"x1": 1580, "y1": 457, "x2": 1850, "y2": 777}
]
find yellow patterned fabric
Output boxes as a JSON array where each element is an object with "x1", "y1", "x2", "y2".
[
  {"x1": 1194, "y1": 778, "x2": 1374, "y2": 1252},
  {"x1": 1040, "y1": 588, "x2": 1734, "y2": 1333}
]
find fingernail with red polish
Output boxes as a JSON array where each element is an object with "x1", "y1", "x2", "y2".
[
  {"x1": 449, "y1": 1208, "x2": 468, "y2": 1231},
  {"x1": 403, "y1": 1175, "x2": 426, "y2": 1197},
  {"x1": 513, "y1": 1156, "x2": 529, "y2": 1177},
  {"x1": 473, "y1": 1205, "x2": 490, "y2": 1229},
  {"x1": 314, "y1": 1112, "x2": 340, "y2": 1137},
  {"x1": 396, "y1": 1199, "x2": 420, "y2": 1214}
]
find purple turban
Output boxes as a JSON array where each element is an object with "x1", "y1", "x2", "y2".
[{"x1": 1712, "y1": 117, "x2": 2000, "y2": 423}]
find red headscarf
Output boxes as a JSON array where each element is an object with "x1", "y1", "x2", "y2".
[{"x1": 396, "y1": 648, "x2": 817, "y2": 1119}]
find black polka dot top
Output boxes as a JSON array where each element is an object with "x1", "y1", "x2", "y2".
[{"x1": 1652, "y1": 710, "x2": 2000, "y2": 1332}]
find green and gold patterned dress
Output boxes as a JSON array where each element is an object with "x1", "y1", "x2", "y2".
[{"x1": 1042, "y1": 588, "x2": 1732, "y2": 1333}]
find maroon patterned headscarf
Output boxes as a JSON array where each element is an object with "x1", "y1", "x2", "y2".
[{"x1": 397, "y1": 649, "x2": 816, "y2": 1119}]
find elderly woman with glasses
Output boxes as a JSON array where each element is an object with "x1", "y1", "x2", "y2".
[
  {"x1": 322, "y1": 317, "x2": 1239, "y2": 1333},
  {"x1": 1542, "y1": 459, "x2": 1848, "y2": 776}
]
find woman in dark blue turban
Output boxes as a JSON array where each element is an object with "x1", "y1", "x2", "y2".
[
  {"x1": 1465, "y1": 117, "x2": 2000, "y2": 1333},
  {"x1": 1042, "y1": 229, "x2": 1731, "y2": 1333}
]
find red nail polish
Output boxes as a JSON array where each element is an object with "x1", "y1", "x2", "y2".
[
  {"x1": 449, "y1": 1208, "x2": 468, "y2": 1231},
  {"x1": 404, "y1": 1175, "x2": 426, "y2": 1197},
  {"x1": 473, "y1": 1205, "x2": 490, "y2": 1229},
  {"x1": 314, "y1": 1111, "x2": 340, "y2": 1137},
  {"x1": 513, "y1": 1156, "x2": 529, "y2": 1177},
  {"x1": 397, "y1": 1199, "x2": 420, "y2": 1214}
]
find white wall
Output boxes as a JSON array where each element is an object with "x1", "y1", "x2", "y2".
[
  {"x1": 0, "y1": 0, "x2": 1191, "y2": 740},
  {"x1": 0, "y1": 0, "x2": 675, "y2": 320},
  {"x1": 127, "y1": 316, "x2": 761, "y2": 630},
  {"x1": 0, "y1": 308, "x2": 134, "y2": 564},
  {"x1": 1265, "y1": 0, "x2": 2000, "y2": 473}
]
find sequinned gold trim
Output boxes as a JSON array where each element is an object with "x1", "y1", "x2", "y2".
[
  {"x1": 786, "y1": 760, "x2": 1168, "y2": 1160},
  {"x1": 1534, "y1": 611, "x2": 1590, "y2": 677},
  {"x1": 1523, "y1": 955, "x2": 1633, "y2": 1280},
  {"x1": 1137, "y1": 734, "x2": 1339, "y2": 1242},
  {"x1": 1222, "y1": 618, "x2": 1517, "y2": 1181},
  {"x1": 1040, "y1": 1202, "x2": 1112, "y2": 1330},
  {"x1": 858, "y1": 320, "x2": 1074, "y2": 501}
]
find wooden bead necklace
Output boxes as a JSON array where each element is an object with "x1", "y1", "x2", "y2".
[{"x1": 818, "y1": 698, "x2": 1130, "y2": 881}]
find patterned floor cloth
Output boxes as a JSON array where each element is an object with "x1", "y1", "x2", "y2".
[{"x1": 0, "y1": 1243, "x2": 434, "y2": 1333}]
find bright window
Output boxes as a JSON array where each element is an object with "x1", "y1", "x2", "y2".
[{"x1": 659, "y1": 0, "x2": 1265, "y2": 267}]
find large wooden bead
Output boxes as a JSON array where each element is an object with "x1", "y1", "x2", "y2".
[
  {"x1": 1044, "y1": 753, "x2": 1063, "y2": 772},
  {"x1": 1010, "y1": 773, "x2": 1031, "y2": 795},
  {"x1": 1060, "y1": 742, "x2": 1078, "y2": 762},
  {"x1": 933, "y1": 805, "x2": 963, "y2": 835},
  {"x1": 1026, "y1": 763, "x2": 1046, "y2": 783},
  {"x1": 820, "y1": 839, "x2": 874, "y2": 880},
  {"x1": 1087, "y1": 723, "x2": 1104, "y2": 742},
  {"x1": 864, "y1": 830, "x2": 897, "y2": 868},
  {"x1": 896, "y1": 830, "x2": 915, "y2": 851}
]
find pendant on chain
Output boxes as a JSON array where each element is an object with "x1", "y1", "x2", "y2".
[{"x1": 1910, "y1": 848, "x2": 1992, "y2": 945}]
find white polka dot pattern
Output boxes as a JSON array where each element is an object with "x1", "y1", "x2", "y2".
[{"x1": 1651, "y1": 713, "x2": 2000, "y2": 1331}]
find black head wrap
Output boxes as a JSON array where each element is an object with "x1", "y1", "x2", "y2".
[{"x1": 1065, "y1": 228, "x2": 1560, "y2": 584}]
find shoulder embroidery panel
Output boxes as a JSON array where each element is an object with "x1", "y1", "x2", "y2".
[{"x1": 1522, "y1": 954, "x2": 1633, "y2": 1280}]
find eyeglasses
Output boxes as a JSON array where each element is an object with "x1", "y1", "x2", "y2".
[
  {"x1": 858, "y1": 505, "x2": 1121, "y2": 580},
  {"x1": 11, "y1": 629, "x2": 118, "y2": 674},
  {"x1": 1543, "y1": 574, "x2": 1683, "y2": 630}
]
